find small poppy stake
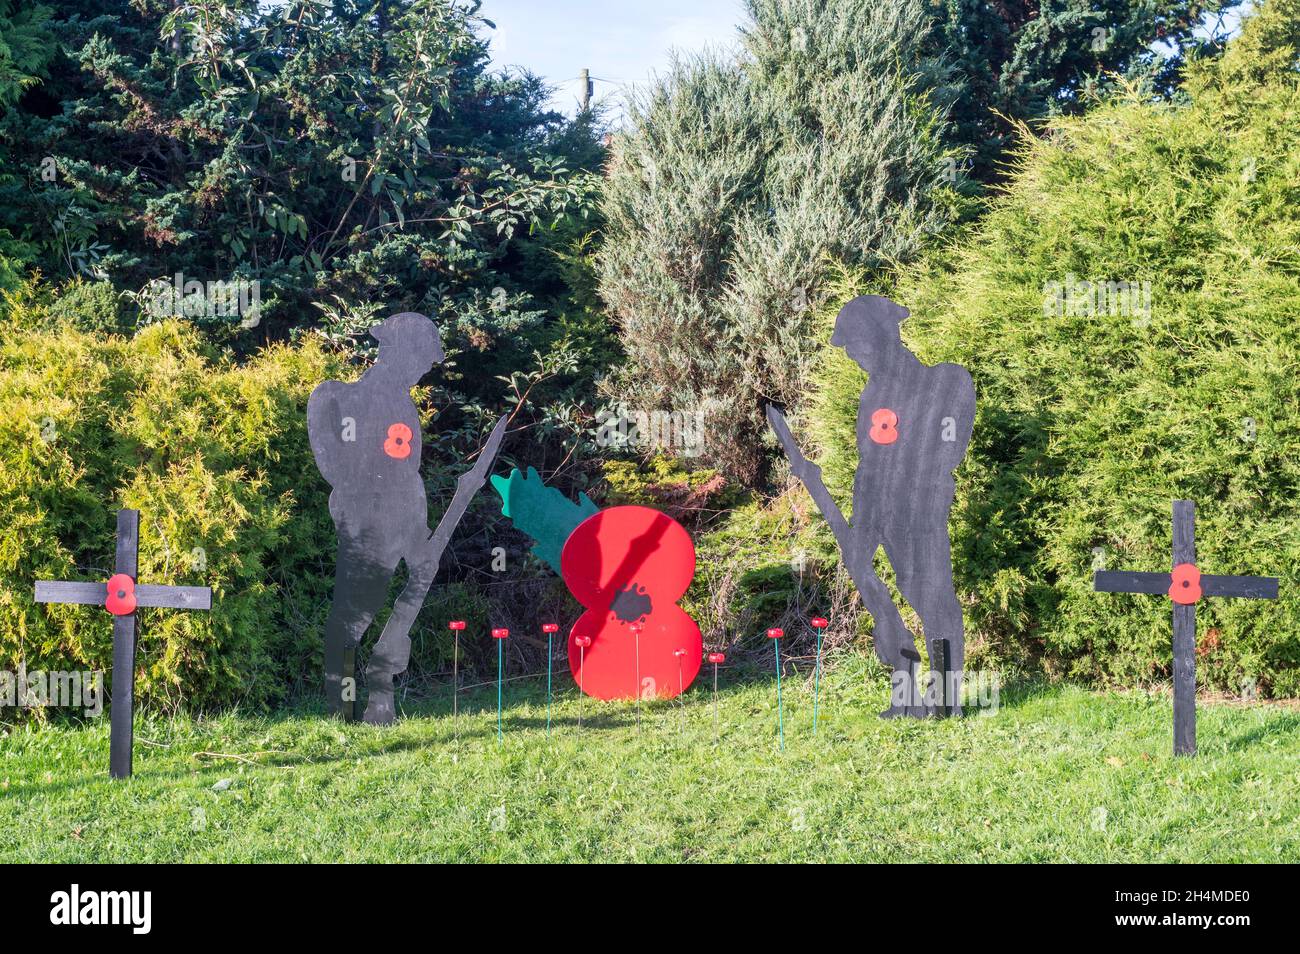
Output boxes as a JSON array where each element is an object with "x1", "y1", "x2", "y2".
[
  {"x1": 768, "y1": 628, "x2": 784, "y2": 751},
  {"x1": 542, "y1": 623, "x2": 559, "y2": 737},
  {"x1": 811, "y1": 617, "x2": 828, "y2": 735},
  {"x1": 673, "y1": 648, "x2": 687, "y2": 734},
  {"x1": 575, "y1": 635, "x2": 592, "y2": 728},
  {"x1": 491, "y1": 627, "x2": 509, "y2": 743},
  {"x1": 449, "y1": 620, "x2": 466, "y2": 738},
  {"x1": 630, "y1": 620, "x2": 644, "y2": 732},
  {"x1": 707, "y1": 652, "x2": 725, "y2": 741}
]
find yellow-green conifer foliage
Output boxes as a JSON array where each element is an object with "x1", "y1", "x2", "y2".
[
  {"x1": 1, "y1": 315, "x2": 343, "y2": 712},
  {"x1": 810, "y1": 1, "x2": 1300, "y2": 696}
]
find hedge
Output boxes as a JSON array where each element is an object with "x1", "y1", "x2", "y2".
[
  {"x1": 0, "y1": 315, "x2": 342, "y2": 712},
  {"x1": 807, "y1": 2, "x2": 1300, "y2": 697}
]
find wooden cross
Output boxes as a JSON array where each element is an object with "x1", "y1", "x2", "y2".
[
  {"x1": 34, "y1": 510, "x2": 211, "y2": 778},
  {"x1": 1094, "y1": 500, "x2": 1277, "y2": 756}
]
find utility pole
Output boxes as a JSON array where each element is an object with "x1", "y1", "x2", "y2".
[{"x1": 579, "y1": 68, "x2": 593, "y2": 112}]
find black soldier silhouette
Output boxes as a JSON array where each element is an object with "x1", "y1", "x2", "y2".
[
  {"x1": 308, "y1": 312, "x2": 504, "y2": 724},
  {"x1": 767, "y1": 295, "x2": 975, "y2": 717}
]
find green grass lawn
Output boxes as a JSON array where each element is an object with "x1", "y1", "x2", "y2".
[{"x1": 2, "y1": 658, "x2": 1298, "y2": 862}]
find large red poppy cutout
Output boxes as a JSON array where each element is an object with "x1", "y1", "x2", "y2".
[{"x1": 560, "y1": 506, "x2": 702, "y2": 700}]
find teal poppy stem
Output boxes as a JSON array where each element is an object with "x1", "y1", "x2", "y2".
[
  {"x1": 496, "y1": 638, "x2": 503, "y2": 744},
  {"x1": 677, "y1": 654, "x2": 685, "y2": 735},
  {"x1": 774, "y1": 637, "x2": 784, "y2": 752},
  {"x1": 713, "y1": 664, "x2": 719, "y2": 742},
  {"x1": 813, "y1": 628, "x2": 823, "y2": 736}
]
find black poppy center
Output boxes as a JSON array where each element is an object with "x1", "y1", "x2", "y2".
[{"x1": 611, "y1": 583, "x2": 653, "y2": 623}]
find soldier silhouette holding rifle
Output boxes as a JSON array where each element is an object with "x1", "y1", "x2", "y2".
[
  {"x1": 767, "y1": 295, "x2": 974, "y2": 716},
  {"x1": 308, "y1": 312, "x2": 504, "y2": 724}
]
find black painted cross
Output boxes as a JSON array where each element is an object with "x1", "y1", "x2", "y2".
[
  {"x1": 34, "y1": 509, "x2": 212, "y2": 778},
  {"x1": 1094, "y1": 500, "x2": 1277, "y2": 756}
]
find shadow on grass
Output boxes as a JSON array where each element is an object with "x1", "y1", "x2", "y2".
[
  {"x1": 5, "y1": 668, "x2": 1135, "y2": 800},
  {"x1": 4, "y1": 679, "x2": 674, "y2": 799},
  {"x1": 5, "y1": 711, "x2": 622, "y2": 800},
  {"x1": 1222, "y1": 711, "x2": 1300, "y2": 752},
  {"x1": 983, "y1": 676, "x2": 1075, "y2": 712}
]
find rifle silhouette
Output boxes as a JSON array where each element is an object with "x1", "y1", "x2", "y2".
[
  {"x1": 765, "y1": 404, "x2": 910, "y2": 668},
  {"x1": 765, "y1": 404, "x2": 852, "y2": 553}
]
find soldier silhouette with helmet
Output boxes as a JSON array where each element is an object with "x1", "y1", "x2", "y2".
[
  {"x1": 308, "y1": 312, "x2": 504, "y2": 724},
  {"x1": 767, "y1": 295, "x2": 975, "y2": 716}
]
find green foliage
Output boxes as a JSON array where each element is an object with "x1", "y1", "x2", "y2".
[
  {"x1": 490, "y1": 466, "x2": 597, "y2": 574},
  {"x1": 0, "y1": 315, "x2": 344, "y2": 713},
  {"x1": 597, "y1": 0, "x2": 1235, "y2": 485},
  {"x1": 0, "y1": 237, "x2": 28, "y2": 296},
  {"x1": 43, "y1": 279, "x2": 129, "y2": 333},
  {"x1": 602, "y1": 455, "x2": 728, "y2": 504},
  {"x1": 0, "y1": 0, "x2": 600, "y2": 361},
  {"x1": 0, "y1": 0, "x2": 53, "y2": 108},
  {"x1": 599, "y1": 0, "x2": 959, "y2": 484},
  {"x1": 0, "y1": 0, "x2": 616, "y2": 546},
  {"x1": 600, "y1": 455, "x2": 749, "y2": 542},
  {"x1": 686, "y1": 492, "x2": 845, "y2": 649},
  {"x1": 0, "y1": 1, "x2": 54, "y2": 293},
  {"x1": 809, "y1": 1, "x2": 1300, "y2": 697},
  {"x1": 925, "y1": 0, "x2": 1237, "y2": 182}
]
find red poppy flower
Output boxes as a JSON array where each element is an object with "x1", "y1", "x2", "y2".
[
  {"x1": 708, "y1": 652, "x2": 726, "y2": 664},
  {"x1": 105, "y1": 573, "x2": 136, "y2": 616},
  {"x1": 810, "y1": 616, "x2": 828, "y2": 629},
  {"x1": 767, "y1": 627, "x2": 784, "y2": 639},
  {"x1": 1169, "y1": 563, "x2": 1202, "y2": 605},
  {"x1": 383, "y1": 422, "x2": 413, "y2": 460},
  {"x1": 869, "y1": 407, "x2": 899, "y2": 445},
  {"x1": 575, "y1": 636, "x2": 592, "y2": 649},
  {"x1": 448, "y1": 620, "x2": 466, "y2": 631},
  {"x1": 491, "y1": 627, "x2": 509, "y2": 639}
]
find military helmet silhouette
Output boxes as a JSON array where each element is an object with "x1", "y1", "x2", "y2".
[
  {"x1": 830, "y1": 295, "x2": 909, "y2": 350},
  {"x1": 370, "y1": 311, "x2": 444, "y2": 363}
]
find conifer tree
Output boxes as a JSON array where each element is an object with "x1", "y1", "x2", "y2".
[
  {"x1": 600, "y1": 0, "x2": 955, "y2": 482},
  {"x1": 599, "y1": 0, "x2": 1234, "y2": 483}
]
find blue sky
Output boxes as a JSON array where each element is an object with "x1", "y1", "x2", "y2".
[
  {"x1": 479, "y1": 0, "x2": 746, "y2": 118},
  {"x1": 480, "y1": 1, "x2": 1251, "y2": 121}
]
